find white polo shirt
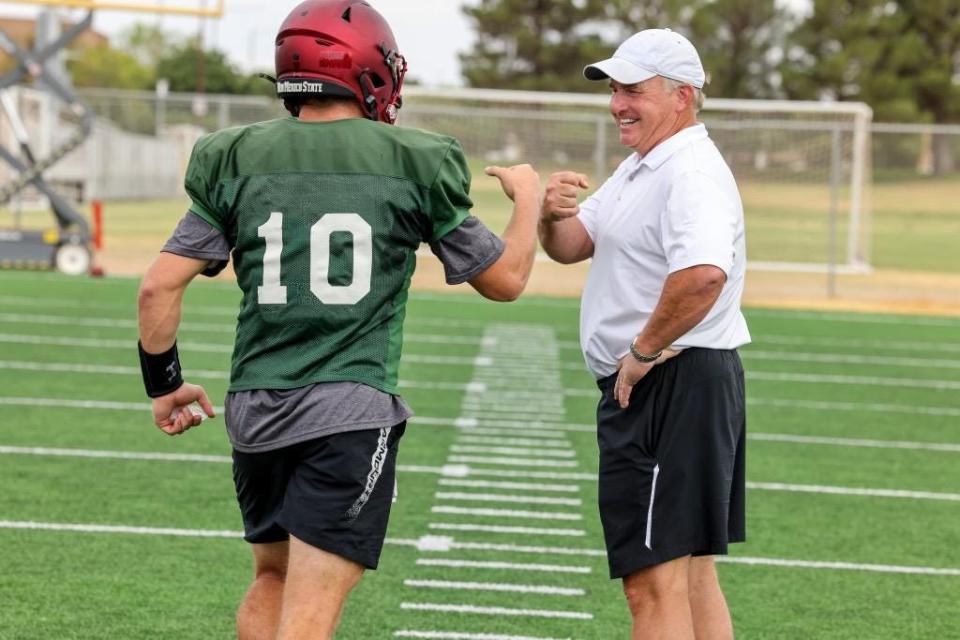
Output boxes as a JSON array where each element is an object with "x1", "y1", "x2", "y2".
[{"x1": 577, "y1": 123, "x2": 751, "y2": 379}]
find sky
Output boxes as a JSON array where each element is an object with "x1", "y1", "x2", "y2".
[{"x1": 6, "y1": 0, "x2": 811, "y2": 88}]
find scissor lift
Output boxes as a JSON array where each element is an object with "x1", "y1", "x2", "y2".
[{"x1": 0, "y1": 11, "x2": 95, "y2": 274}]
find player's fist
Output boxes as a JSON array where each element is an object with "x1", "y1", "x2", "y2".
[
  {"x1": 542, "y1": 171, "x2": 590, "y2": 222},
  {"x1": 151, "y1": 382, "x2": 216, "y2": 436},
  {"x1": 485, "y1": 164, "x2": 540, "y2": 202}
]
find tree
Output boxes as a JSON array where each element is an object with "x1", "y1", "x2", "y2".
[
  {"x1": 782, "y1": 0, "x2": 960, "y2": 171},
  {"x1": 67, "y1": 45, "x2": 154, "y2": 90},
  {"x1": 688, "y1": 0, "x2": 789, "y2": 99},
  {"x1": 155, "y1": 38, "x2": 247, "y2": 94},
  {"x1": 120, "y1": 23, "x2": 179, "y2": 69},
  {"x1": 459, "y1": 0, "x2": 616, "y2": 92}
]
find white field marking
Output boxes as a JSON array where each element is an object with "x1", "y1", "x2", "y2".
[
  {"x1": 0, "y1": 397, "x2": 153, "y2": 411},
  {"x1": 0, "y1": 360, "x2": 228, "y2": 379},
  {"x1": 447, "y1": 456, "x2": 578, "y2": 468},
  {"x1": 6, "y1": 520, "x2": 960, "y2": 578},
  {"x1": 745, "y1": 309, "x2": 960, "y2": 328},
  {"x1": 453, "y1": 427, "x2": 569, "y2": 439},
  {"x1": 459, "y1": 406, "x2": 568, "y2": 418},
  {"x1": 450, "y1": 445, "x2": 575, "y2": 458},
  {"x1": 454, "y1": 418, "x2": 594, "y2": 433},
  {"x1": 0, "y1": 333, "x2": 233, "y2": 353},
  {"x1": 437, "y1": 478, "x2": 579, "y2": 493},
  {"x1": 563, "y1": 370, "x2": 960, "y2": 394},
  {"x1": 0, "y1": 520, "x2": 241, "y2": 538},
  {"x1": 402, "y1": 579, "x2": 584, "y2": 596},
  {"x1": 748, "y1": 482, "x2": 960, "y2": 502},
  {"x1": 435, "y1": 492, "x2": 582, "y2": 507},
  {"x1": 8, "y1": 448, "x2": 959, "y2": 504},
  {"x1": 0, "y1": 446, "x2": 231, "y2": 464},
  {"x1": 399, "y1": 602, "x2": 592, "y2": 621},
  {"x1": 749, "y1": 397, "x2": 960, "y2": 417},
  {"x1": 457, "y1": 436, "x2": 571, "y2": 448},
  {"x1": 402, "y1": 354, "x2": 491, "y2": 367},
  {"x1": 745, "y1": 371, "x2": 960, "y2": 391},
  {"x1": 718, "y1": 556, "x2": 960, "y2": 576},
  {"x1": 447, "y1": 541, "x2": 605, "y2": 558},
  {"x1": 414, "y1": 559, "x2": 591, "y2": 575},
  {"x1": 428, "y1": 523, "x2": 586, "y2": 537},
  {"x1": 397, "y1": 465, "x2": 595, "y2": 481},
  {"x1": 750, "y1": 433, "x2": 960, "y2": 453},
  {"x1": 0, "y1": 312, "x2": 233, "y2": 333},
  {"x1": 431, "y1": 506, "x2": 582, "y2": 521},
  {"x1": 742, "y1": 350, "x2": 960, "y2": 370},
  {"x1": 395, "y1": 632, "x2": 571, "y2": 640},
  {"x1": 399, "y1": 381, "x2": 486, "y2": 393},
  {"x1": 755, "y1": 334, "x2": 960, "y2": 355}
]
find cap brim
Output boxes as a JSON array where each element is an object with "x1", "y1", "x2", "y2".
[{"x1": 583, "y1": 57, "x2": 657, "y2": 84}]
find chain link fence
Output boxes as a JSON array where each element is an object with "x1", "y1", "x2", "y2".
[{"x1": 6, "y1": 86, "x2": 958, "y2": 278}]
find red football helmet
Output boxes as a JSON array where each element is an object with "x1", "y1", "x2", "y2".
[{"x1": 274, "y1": 0, "x2": 407, "y2": 124}]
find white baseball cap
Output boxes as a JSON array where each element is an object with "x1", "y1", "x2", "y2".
[{"x1": 583, "y1": 29, "x2": 706, "y2": 89}]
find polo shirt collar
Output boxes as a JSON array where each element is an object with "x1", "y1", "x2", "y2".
[{"x1": 631, "y1": 123, "x2": 708, "y2": 173}]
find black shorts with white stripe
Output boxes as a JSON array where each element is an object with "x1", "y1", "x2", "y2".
[
  {"x1": 232, "y1": 422, "x2": 406, "y2": 569},
  {"x1": 595, "y1": 348, "x2": 745, "y2": 579}
]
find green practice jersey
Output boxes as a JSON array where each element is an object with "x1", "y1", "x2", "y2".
[{"x1": 184, "y1": 117, "x2": 473, "y2": 393}]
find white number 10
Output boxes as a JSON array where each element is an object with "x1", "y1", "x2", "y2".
[{"x1": 256, "y1": 212, "x2": 373, "y2": 305}]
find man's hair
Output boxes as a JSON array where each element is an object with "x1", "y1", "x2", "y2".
[
  {"x1": 661, "y1": 77, "x2": 705, "y2": 113},
  {"x1": 283, "y1": 95, "x2": 359, "y2": 118}
]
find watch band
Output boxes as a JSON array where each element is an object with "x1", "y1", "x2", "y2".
[{"x1": 629, "y1": 341, "x2": 662, "y2": 364}]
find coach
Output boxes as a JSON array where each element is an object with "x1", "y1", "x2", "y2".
[{"x1": 539, "y1": 29, "x2": 750, "y2": 639}]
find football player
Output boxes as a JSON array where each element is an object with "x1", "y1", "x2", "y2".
[{"x1": 135, "y1": 1, "x2": 540, "y2": 637}]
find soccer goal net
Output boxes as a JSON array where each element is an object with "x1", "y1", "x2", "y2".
[{"x1": 401, "y1": 87, "x2": 873, "y2": 274}]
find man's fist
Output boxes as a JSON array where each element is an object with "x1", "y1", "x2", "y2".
[{"x1": 542, "y1": 171, "x2": 590, "y2": 222}]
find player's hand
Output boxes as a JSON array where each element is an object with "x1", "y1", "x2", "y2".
[
  {"x1": 542, "y1": 171, "x2": 589, "y2": 222},
  {"x1": 485, "y1": 164, "x2": 540, "y2": 202},
  {"x1": 614, "y1": 356, "x2": 655, "y2": 409},
  {"x1": 151, "y1": 382, "x2": 216, "y2": 436}
]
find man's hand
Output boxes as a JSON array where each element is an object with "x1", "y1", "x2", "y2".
[
  {"x1": 614, "y1": 356, "x2": 655, "y2": 410},
  {"x1": 542, "y1": 171, "x2": 589, "y2": 222},
  {"x1": 485, "y1": 164, "x2": 540, "y2": 202},
  {"x1": 151, "y1": 382, "x2": 216, "y2": 436}
]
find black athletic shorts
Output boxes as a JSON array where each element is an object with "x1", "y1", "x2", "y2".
[
  {"x1": 595, "y1": 348, "x2": 745, "y2": 579},
  {"x1": 232, "y1": 422, "x2": 406, "y2": 570}
]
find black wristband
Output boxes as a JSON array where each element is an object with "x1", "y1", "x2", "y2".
[{"x1": 138, "y1": 340, "x2": 184, "y2": 398}]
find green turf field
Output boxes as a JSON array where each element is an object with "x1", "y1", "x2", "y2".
[{"x1": 0, "y1": 271, "x2": 958, "y2": 639}]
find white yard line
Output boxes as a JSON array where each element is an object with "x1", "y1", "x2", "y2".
[
  {"x1": 745, "y1": 371, "x2": 960, "y2": 390},
  {"x1": 437, "y1": 479, "x2": 580, "y2": 493},
  {"x1": 399, "y1": 602, "x2": 592, "y2": 621},
  {"x1": 745, "y1": 309, "x2": 960, "y2": 328},
  {"x1": 5, "y1": 446, "x2": 954, "y2": 503},
  {"x1": 750, "y1": 433, "x2": 960, "y2": 453},
  {"x1": 754, "y1": 334, "x2": 960, "y2": 354},
  {"x1": 456, "y1": 436, "x2": 572, "y2": 448},
  {"x1": 719, "y1": 556, "x2": 960, "y2": 576},
  {"x1": 434, "y1": 492, "x2": 582, "y2": 507},
  {"x1": 446, "y1": 456, "x2": 578, "y2": 468},
  {"x1": 749, "y1": 397, "x2": 960, "y2": 417},
  {"x1": 4, "y1": 519, "x2": 956, "y2": 577},
  {"x1": 430, "y1": 506, "x2": 581, "y2": 521},
  {"x1": 395, "y1": 631, "x2": 572, "y2": 640},
  {"x1": 450, "y1": 445, "x2": 575, "y2": 458},
  {"x1": 0, "y1": 520, "x2": 241, "y2": 538},
  {"x1": 414, "y1": 559, "x2": 591, "y2": 575},
  {"x1": 0, "y1": 446, "x2": 230, "y2": 463},
  {"x1": 742, "y1": 350, "x2": 960, "y2": 369},
  {"x1": 748, "y1": 482, "x2": 960, "y2": 502},
  {"x1": 427, "y1": 523, "x2": 586, "y2": 537},
  {"x1": 402, "y1": 580, "x2": 585, "y2": 596}
]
